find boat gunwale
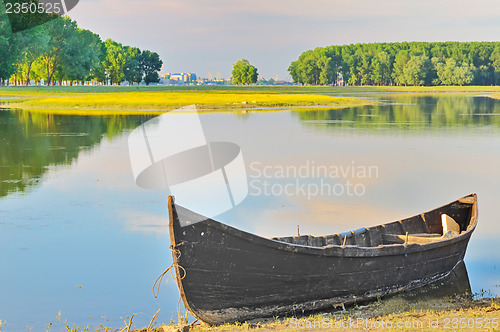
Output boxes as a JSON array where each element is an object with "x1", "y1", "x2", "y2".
[{"x1": 169, "y1": 193, "x2": 477, "y2": 258}]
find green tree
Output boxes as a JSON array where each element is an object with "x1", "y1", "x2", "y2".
[
  {"x1": 0, "y1": 15, "x2": 20, "y2": 84},
  {"x1": 104, "y1": 39, "x2": 127, "y2": 85},
  {"x1": 341, "y1": 45, "x2": 359, "y2": 85},
  {"x1": 297, "y1": 51, "x2": 320, "y2": 85},
  {"x1": 473, "y1": 65, "x2": 493, "y2": 85},
  {"x1": 454, "y1": 62, "x2": 474, "y2": 86},
  {"x1": 58, "y1": 28, "x2": 102, "y2": 84},
  {"x1": 436, "y1": 59, "x2": 474, "y2": 86},
  {"x1": 39, "y1": 17, "x2": 78, "y2": 85},
  {"x1": 392, "y1": 50, "x2": 410, "y2": 85},
  {"x1": 357, "y1": 51, "x2": 373, "y2": 85},
  {"x1": 30, "y1": 58, "x2": 46, "y2": 85},
  {"x1": 15, "y1": 26, "x2": 50, "y2": 85},
  {"x1": 232, "y1": 59, "x2": 258, "y2": 85},
  {"x1": 124, "y1": 46, "x2": 142, "y2": 85},
  {"x1": 288, "y1": 61, "x2": 300, "y2": 84},
  {"x1": 325, "y1": 45, "x2": 345, "y2": 84},
  {"x1": 403, "y1": 55, "x2": 431, "y2": 86},
  {"x1": 436, "y1": 59, "x2": 455, "y2": 85},
  {"x1": 317, "y1": 54, "x2": 333, "y2": 85},
  {"x1": 490, "y1": 47, "x2": 500, "y2": 85},
  {"x1": 140, "y1": 50, "x2": 162, "y2": 85},
  {"x1": 90, "y1": 41, "x2": 108, "y2": 84},
  {"x1": 371, "y1": 51, "x2": 391, "y2": 85}
]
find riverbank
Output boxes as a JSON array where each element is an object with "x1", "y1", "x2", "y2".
[
  {"x1": 2, "y1": 84, "x2": 500, "y2": 95},
  {"x1": 137, "y1": 296, "x2": 499, "y2": 332},
  {"x1": 489, "y1": 92, "x2": 500, "y2": 100},
  {"x1": 0, "y1": 87, "x2": 374, "y2": 113},
  {"x1": 2, "y1": 85, "x2": 500, "y2": 114}
]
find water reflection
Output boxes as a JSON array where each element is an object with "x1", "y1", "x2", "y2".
[
  {"x1": 295, "y1": 95, "x2": 500, "y2": 131},
  {"x1": 402, "y1": 261, "x2": 471, "y2": 300},
  {"x1": 0, "y1": 110, "x2": 152, "y2": 198}
]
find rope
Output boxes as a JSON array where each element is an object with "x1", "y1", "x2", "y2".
[{"x1": 152, "y1": 243, "x2": 186, "y2": 298}]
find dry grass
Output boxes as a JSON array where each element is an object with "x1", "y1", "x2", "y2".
[{"x1": 136, "y1": 297, "x2": 500, "y2": 332}]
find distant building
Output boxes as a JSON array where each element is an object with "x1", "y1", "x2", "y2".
[{"x1": 161, "y1": 73, "x2": 197, "y2": 85}]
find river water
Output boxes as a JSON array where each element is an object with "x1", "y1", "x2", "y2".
[{"x1": 0, "y1": 93, "x2": 499, "y2": 330}]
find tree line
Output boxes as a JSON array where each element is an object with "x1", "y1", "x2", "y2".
[
  {"x1": 288, "y1": 42, "x2": 500, "y2": 86},
  {"x1": 0, "y1": 16, "x2": 162, "y2": 86}
]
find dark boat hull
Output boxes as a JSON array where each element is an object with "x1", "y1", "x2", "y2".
[{"x1": 168, "y1": 194, "x2": 477, "y2": 324}]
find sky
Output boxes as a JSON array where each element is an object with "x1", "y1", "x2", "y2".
[{"x1": 69, "y1": 0, "x2": 500, "y2": 81}]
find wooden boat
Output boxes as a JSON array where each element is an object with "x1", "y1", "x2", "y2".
[{"x1": 167, "y1": 194, "x2": 478, "y2": 324}]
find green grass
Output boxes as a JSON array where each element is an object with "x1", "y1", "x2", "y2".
[
  {"x1": 3, "y1": 84, "x2": 500, "y2": 93},
  {"x1": 10, "y1": 298, "x2": 499, "y2": 332},
  {"x1": 0, "y1": 86, "x2": 375, "y2": 114},
  {"x1": 22, "y1": 92, "x2": 367, "y2": 108},
  {"x1": 3, "y1": 84, "x2": 500, "y2": 95},
  {"x1": 2, "y1": 85, "x2": 500, "y2": 115},
  {"x1": 489, "y1": 92, "x2": 500, "y2": 100},
  {"x1": 150, "y1": 297, "x2": 500, "y2": 332}
]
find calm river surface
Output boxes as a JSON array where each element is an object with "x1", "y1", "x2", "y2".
[{"x1": 0, "y1": 93, "x2": 499, "y2": 331}]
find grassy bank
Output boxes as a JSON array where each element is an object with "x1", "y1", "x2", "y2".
[
  {"x1": 2, "y1": 84, "x2": 500, "y2": 95},
  {"x1": 489, "y1": 92, "x2": 500, "y2": 100},
  {"x1": 2, "y1": 84, "x2": 500, "y2": 109},
  {"x1": 0, "y1": 86, "x2": 375, "y2": 113},
  {"x1": 2, "y1": 84, "x2": 500, "y2": 114},
  {"x1": 4, "y1": 298, "x2": 497, "y2": 331},
  {"x1": 3, "y1": 91, "x2": 372, "y2": 111},
  {"x1": 139, "y1": 296, "x2": 499, "y2": 332}
]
